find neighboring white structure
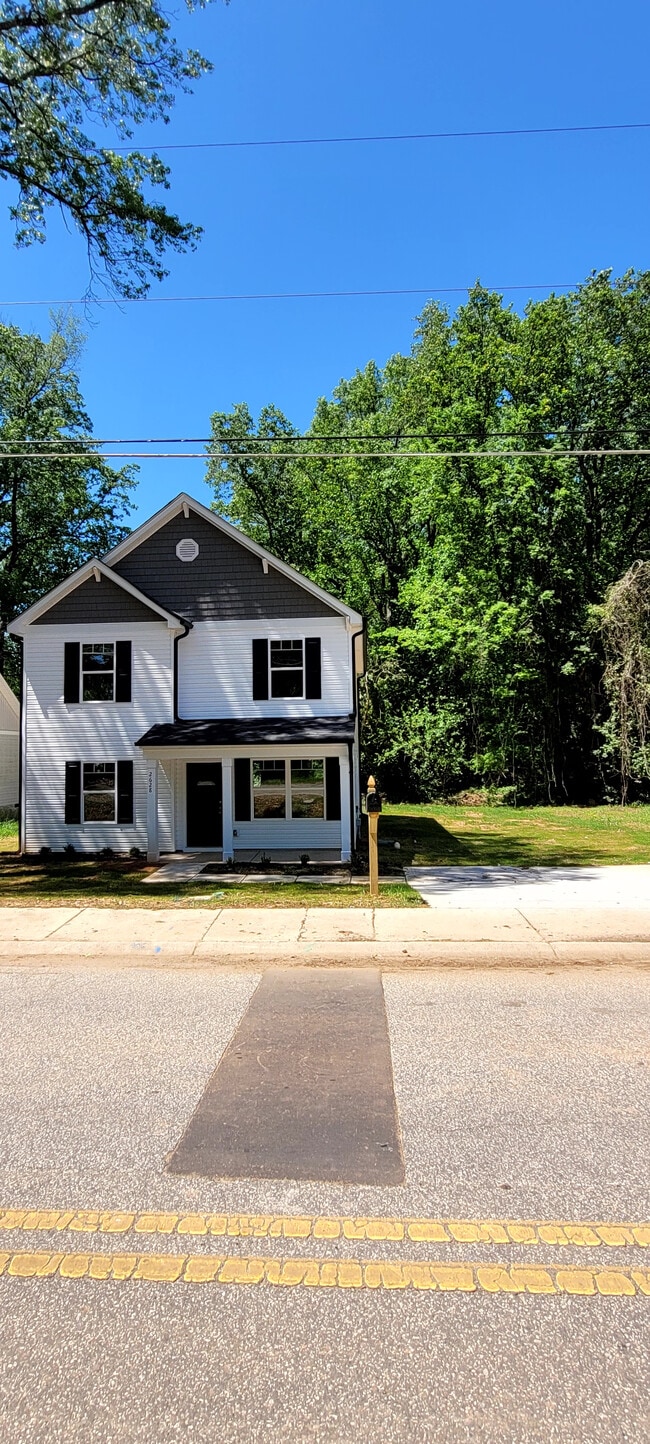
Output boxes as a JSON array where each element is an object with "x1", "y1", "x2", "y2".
[
  {"x1": 9, "y1": 494, "x2": 365, "y2": 861},
  {"x1": 0, "y1": 673, "x2": 19, "y2": 809}
]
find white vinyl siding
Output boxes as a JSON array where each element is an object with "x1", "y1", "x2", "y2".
[
  {"x1": 154, "y1": 747, "x2": 345, "y2": 852},
  {"x1": 23, "y1": 622, "x2": 174, "y2": 853},
  {"x1": 0, "y1": 734, "x2": 19, "y2": 806},
  {"x1": 177, "y1": 617, "x2": 352, "y2": 718}
]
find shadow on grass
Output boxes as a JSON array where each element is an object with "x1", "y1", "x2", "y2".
[
  {"x1": 383, "y1": 813, "x2": 650, "y2": 868},
  {"x1": 0, "y1": 857, "x2": 422, "y2": 907}
]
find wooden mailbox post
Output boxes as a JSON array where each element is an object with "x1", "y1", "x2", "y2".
[{"x1": 366, "y1": 774, "x2": 382, "y2": 899}]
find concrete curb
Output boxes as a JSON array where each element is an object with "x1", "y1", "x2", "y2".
[{"x1": 1, "y1": 940, "x2": 649, "y2": 969}]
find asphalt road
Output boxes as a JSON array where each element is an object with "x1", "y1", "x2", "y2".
[{"x1": 0, "y1": 963, "x2": 648, "y2": 1443}]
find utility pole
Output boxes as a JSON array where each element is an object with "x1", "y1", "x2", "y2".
[{"x1": 366, "y1": 774, "x2": 382, "y2": 899}]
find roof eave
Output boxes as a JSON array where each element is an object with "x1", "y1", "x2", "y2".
[{"x1": 7, "y1": 558, "x2": 187, "y2": 634}]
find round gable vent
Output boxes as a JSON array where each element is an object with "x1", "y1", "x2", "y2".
[{"x1": 176, "y1": 537, "x2": 199, "y2": 562}]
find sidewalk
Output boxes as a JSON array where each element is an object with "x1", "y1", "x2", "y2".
[{"x1": 0, "y1": 899, "x2": 649, "y2": 967}]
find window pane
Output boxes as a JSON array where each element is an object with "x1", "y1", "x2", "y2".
[
  {"x1": 84, "y1": 791, "x2": 116, "y2": 822},
  {"x1": 291, "y1": 792, "x2": 325, "y2": 819},
  {"x1": 253, "y1": 790, "x2": 286, "y2": 819},
  {"x1": 83, "y1": 763, "x2": 115, "y2": 790},
  {"x1": 83, "y1": 673, "x2": 114, "y2": 702},
  {"x1": 82, "y1": 644, "x2": 114, "y2": 672},
  {"x1": 270, "y1": 641, "x2": 303, "y2": 668},
  {"x1": 253, "y1": 760, "x2": 286, "y2": 788},
  {"x1": 291, "y1": 760, "x2": 324, "y2": 786},
  {"x1": 271, "y1": 669, "x2": 303, "y2": 698}
]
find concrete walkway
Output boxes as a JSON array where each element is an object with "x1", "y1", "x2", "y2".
[{"x1": 0, "y1": 889, "x2": 650, "y2": 967}]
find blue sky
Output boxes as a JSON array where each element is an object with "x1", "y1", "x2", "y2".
[{"x1": 1, "y1": 0, "x2": 650, "y2": 522}]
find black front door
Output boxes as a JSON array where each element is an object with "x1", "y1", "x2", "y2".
[{"x1": 186, "y1": 763, "x2": 223, "y2": 848}]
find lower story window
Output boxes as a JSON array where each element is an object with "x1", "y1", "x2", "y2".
[
  {"x1": 83, "y1": 762, "x2": 116, "y2": 822},
  {"x1": 251, "y1": 758, "x2": 326, "y2": 820},
  {"x1": 290, "y1": 759, "x2": 324, "y2": 818},
  {"x1": 253, "y1": 759, "x2": 286, "y2": 818}
]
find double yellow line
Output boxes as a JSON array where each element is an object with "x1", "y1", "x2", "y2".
[{"x1": 1, "y1": 1207, "x2": 648, "y2": 1298}]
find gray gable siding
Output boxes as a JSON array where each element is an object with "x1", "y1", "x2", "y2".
[
  {"x1": 112, "y1": 510, "x2": 339, "y2": 620},
  {"x1": 34, "y1": 573, "x2": 163, "y2": 624}
]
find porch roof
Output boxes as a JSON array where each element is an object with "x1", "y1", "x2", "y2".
[{"x1": 137, "y1": 714, "x2": 355, "y2": 748}]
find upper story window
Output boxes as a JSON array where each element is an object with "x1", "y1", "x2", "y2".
[
  {"x1": 82, "y1": 643, "x2": 114, "y2": 701},
  {"x1": 270, "y1": 639, "x2": 303, "y2": 698}
]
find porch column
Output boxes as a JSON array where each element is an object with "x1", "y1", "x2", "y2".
[
  {"x1": 339, "y1": 750, "x2": 352, "y2": 862},
  {"x1": 146, "y1": 761, "x2": 159, "y2": 863},
  {"x1": 221, "y1": 758, "x2": 234, "y2": 863}
]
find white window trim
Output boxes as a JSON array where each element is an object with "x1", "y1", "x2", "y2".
[
  {"x1": 251, "y1": 756, "x2": 326, "y2": 822},
  {"x1": 82, "y1": 760, "x2": 118, "y2": 824},
  {"x1": 268, "y1": 635, "x2": 306, "y2": 702},
  {"x1": 81, "y1": 641, "x2": 116, "y2": 704}
]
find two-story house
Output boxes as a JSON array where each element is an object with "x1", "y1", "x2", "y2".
[{"x1": 9, "y1": 493, "x2": 365, "y2": 863}]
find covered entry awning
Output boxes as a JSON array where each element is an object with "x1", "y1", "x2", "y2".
[{"x1": 137, "y1": 715, "x2": 355, "y2": 748}]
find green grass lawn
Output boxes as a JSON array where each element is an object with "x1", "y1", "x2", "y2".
[
  {"x1": 382, "y1": 803, "x2": 650, "y2": 867},
  {"x1": 0, "y1": 803, "x2": 648, "y2": 906},
  {"x1": 0, "y1": 843, "x2": 419, "y2": 908}
]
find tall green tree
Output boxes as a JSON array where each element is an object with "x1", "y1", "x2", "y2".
[
  {"x1": 206, "y1": 270, "x2": 650, "y2": 803},
  {"x1": 0, "y1": 0, "x2": 222, "y2": 295},
  {"x1": 0, "y1": 315, "x2": 133, "y2": 682}
]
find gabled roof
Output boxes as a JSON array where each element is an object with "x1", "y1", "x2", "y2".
[
  {"x1": 104, "y1": 492, "x2": 363, "y2": 627},
  {"x1": 7, "y1": 558, "x2": 188, "y2": 635}
]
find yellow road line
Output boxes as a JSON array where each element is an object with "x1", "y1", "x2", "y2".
[
  {"x1": 0, "y1": 1248, "x2": 649, "y2": 1295},
  {"x1": 0, "y1": 1208, "x2": 648, "y2": 1248}
]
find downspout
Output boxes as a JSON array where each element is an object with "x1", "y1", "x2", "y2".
[
  {"x1": 173, "y1": 619, "x2": 192, "y2": 722},
  {"x1": 18, "y1": 638, "x2": 24, "y2": 854},
  {"x1": 349, "y1": 625, "x2": 366, "y2": 855}
]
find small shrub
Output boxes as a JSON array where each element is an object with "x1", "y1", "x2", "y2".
[
  {"x1": 129, "y1": 846, "x2": 144, "y2": 859},
  {"x1": 63, "y1": 843, "x2": 76, "y2": 857},
  {"x1": 98, "y1": 846, "x2": 114, "y2": 860},
  {"x1": 259, "y1": 852, "x2": 271, "y2": 869},
  {"x1": 299, "y1": 852, "x2": 311, "y2": 868},
  {"x1": 39, "y1": 845, "x2": 51, "y2": 859}
]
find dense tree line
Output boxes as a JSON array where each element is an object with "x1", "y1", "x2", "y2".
[{"x1": 207, "y1": 270, "x2": 650, "y2": 802}]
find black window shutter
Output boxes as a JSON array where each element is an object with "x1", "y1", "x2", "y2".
[
  {"x1": 65, "y1": 761, "x2": 81, "y2": 824},
  {"x1": 117, "y1": 761, "x2": 134, "y2": 824},
  {"x1": 115, "y1": 641, "x2": 132, "y2": 703},
  {"x1": 252, "y1": 638, "x2": 269, "y2": 699},
  {"x1": 305, "y1": 637, "x2": 322, "y2": 699},
  {"x1": 64, "y1": 642, "x2": 80, "y2": 704},
  {"x1": 325, "y1": 757, "x2": 341, "y2": 820},
  {"x1": 234, "y1": 758, "x2": 251, "y2": 821}
]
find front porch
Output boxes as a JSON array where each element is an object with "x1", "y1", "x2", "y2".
[{"x1": 138, "y1": 717, "x2": 357, "y2": 867}]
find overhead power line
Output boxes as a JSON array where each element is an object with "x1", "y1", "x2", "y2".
[
  {"x1": 108, "y1": 120, "x2": 650, "y2": 154},
  {"x1": 0, "y1": 282, "x2": 578, "y2": 308},
  {"x1": 0, "y1": 430, "x2": 648, "y2": 446},
  {"x1": 2, "y1": 448, "x2": 650, "y2": 461}
]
